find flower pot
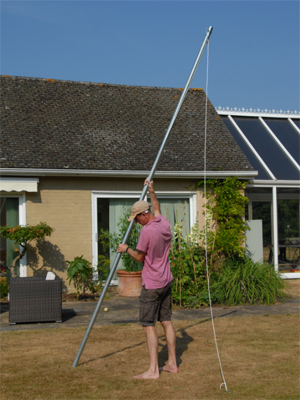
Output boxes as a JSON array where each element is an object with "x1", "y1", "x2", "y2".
[{"x1": 116, "y1": 270, "x2": 142, "y2": 297}]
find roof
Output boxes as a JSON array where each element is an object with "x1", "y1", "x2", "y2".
[
  {"x1": 0, "y1": 75, "x2": 255, "y2": 178},
  {"x1": 217, "y1": 108, "x2": 300, "y2": 183}
]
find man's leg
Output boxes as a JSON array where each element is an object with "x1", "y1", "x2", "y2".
[
  {"x1": 160, "y1": 320, "x2": 178, "y2": 373},
  {"x1": 133, "y1": 325, "x2": 160, "y2": 380}
]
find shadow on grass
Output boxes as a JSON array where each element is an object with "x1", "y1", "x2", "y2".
[
  {"x1": 79, "y1": 319, "x2": 212, "y2": 368},
  {"x1": 159, "y1": 311, "x2": 237, "y2": 368}
]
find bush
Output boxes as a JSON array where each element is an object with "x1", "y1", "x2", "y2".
[
  {"x1": 66, "y1": 255, "x2": 94, "y2": 299},
  {"x1": 210, "y1": 257, "x2": 289, "y2": 305},
  {"x1": 170, "y1": 220, "x2": 208, "y2": 307}
]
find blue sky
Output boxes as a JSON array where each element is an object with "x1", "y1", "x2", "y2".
[{"x1": 1, "y1": 0, "x2": 299, "y2": 112}]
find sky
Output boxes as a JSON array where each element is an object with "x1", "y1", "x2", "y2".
[{"x1": 1, "y1": 0, "x2": 299, "y2": 112}]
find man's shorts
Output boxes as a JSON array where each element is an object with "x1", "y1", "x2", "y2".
[{"x1": 139, "y1": 280, "x2": 173, "y2": 326}]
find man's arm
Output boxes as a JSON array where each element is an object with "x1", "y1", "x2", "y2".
[
  {"x1": 145, "y1": 179, "x2": 161, "y2": 216},
  {"x1": 117, "y1": 244, "x2": 145, "y2": 263}
]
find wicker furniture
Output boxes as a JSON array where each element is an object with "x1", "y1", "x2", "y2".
[{"x1": 9, "y1": 276, "x2": 62, "y2": 324}]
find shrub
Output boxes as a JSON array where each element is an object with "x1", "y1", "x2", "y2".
[
  {"x1": 170, "y1": 220, "x2": 208, "y2": 307},
  {"x1": 66, "y1": 255, "x2": 94, "y2": 299},
  {"x1": 210, "y1": 257, "x2": 289, "y2": 305}
]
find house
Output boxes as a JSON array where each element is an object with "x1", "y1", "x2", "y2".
[
  {"x1": 218, "y1": 107, "x2": 300, "y2": 278},
  {"x1": 0, "y1": 75, "x2": 270, "y2": 290}
]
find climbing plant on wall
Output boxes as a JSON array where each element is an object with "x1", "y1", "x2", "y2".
[{"x1": 197, "y1": 177, "x2": 249, "y2": 267}]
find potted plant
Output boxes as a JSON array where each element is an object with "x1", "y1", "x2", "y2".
[{"x1": 99, "y1": 208, "x2": 143, "y2": 297}]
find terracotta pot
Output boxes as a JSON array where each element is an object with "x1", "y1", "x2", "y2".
[{"x1": 116, "y1": 270, "x2": 142, "y2": 297}]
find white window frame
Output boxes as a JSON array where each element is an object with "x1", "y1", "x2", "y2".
[
  {"x1": 0, "y1": 192, "x2": 27, "y2": 277},
  {"x1": 91, "y1": 190, "x2": 197, "y2": 278}
]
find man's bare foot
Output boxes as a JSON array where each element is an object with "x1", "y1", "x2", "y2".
[
  {"x1": 133, "y1": 370, "x2": 160, "y2": 380},
  {"x1": 159, "y1": 364, "x2": 179, "y2": 373}
]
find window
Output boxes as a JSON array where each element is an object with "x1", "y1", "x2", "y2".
[
  {"x1": 246, "y1": 187, "x2": 300, "y2": 274},
  {"x1": 92, "y1": 191, "x2": 196, "y2": 275}
]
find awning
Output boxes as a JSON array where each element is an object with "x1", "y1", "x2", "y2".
[{"x1": 0, "y1": 177, "x2": 39, "y2": 192}]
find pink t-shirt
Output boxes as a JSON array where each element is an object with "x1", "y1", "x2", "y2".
[{"x1": 137, "y1": 215, "x2": 173, "y2": 289}]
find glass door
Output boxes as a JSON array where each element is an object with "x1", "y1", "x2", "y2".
[{"x1": 0, "y1": 197, "x2": 19, "y2": 276}]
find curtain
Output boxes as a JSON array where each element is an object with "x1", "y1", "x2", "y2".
[{"x1": 159, "y1": 199, "x2": 190, "y2": 237}]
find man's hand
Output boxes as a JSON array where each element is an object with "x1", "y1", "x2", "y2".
[
  {"x1": 144, "y1": 178, "x2": 154, "y2": 193},
  {"x1": 144, "y1": 178, "x2": 160, "y2": 216},
  {"x1": 117, "y1": 244, "x2": 128, "y2": 253}
]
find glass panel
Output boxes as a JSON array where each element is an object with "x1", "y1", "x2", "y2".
[
  {"x1": 291, "y1": 119, "x2": 300, "y2": 129},
  {"x1": 109, "y1": 198, "x2": 139, "y2": 272},
  {"x1": 97, "y1": 197, "x2": 138, "y2": 275},
  {"x1": 221, "y1": 116, "x2": 270, "y2": 179},
  {"x1": 277, "y1": 190, "x2": 300, "y2": 273},
  {"x1": 252, "y1": 201, "x2": 272, "y2": 264},
  {"x1": 263, "y1": 118, "x2": 300, "y2": 165},
  {"x1": 0, "y1": 197, "x2": 19, "y2": 274},
  {"x1": 97, "y1": 197, "x2": 110, "y2": 275},
  {"x1": 233, "y1": 117, "x2": 300, "y2": 180}
]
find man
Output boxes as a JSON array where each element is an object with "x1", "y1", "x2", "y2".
[{"x1": 117, "y1": 179, "x2": 178, "y2": 380}]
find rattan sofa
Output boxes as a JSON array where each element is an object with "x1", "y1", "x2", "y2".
[{"x1": 9, "y1": 276, "x2": 62, "y2": 324}]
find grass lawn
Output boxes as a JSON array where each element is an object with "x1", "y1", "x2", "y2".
[{"x1": 1, "y1": 312, "x2": 299, "y2": 400}]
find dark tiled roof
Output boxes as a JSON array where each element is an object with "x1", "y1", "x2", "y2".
[{"x1": 0, "y1": 75, "x2": 254, "y2": 173}]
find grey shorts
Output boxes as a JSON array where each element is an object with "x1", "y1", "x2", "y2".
[{"x1": 139, "y1": 280, "x2": 173, "y2": 326}]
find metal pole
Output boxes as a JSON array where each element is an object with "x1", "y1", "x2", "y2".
[{"x1": 72, "y1": 26, "x2": 213, "y2": 368}]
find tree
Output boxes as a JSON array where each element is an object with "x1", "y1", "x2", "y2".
[{"x1": 0, "y1": 222, "x2": 53, "y2": 277}]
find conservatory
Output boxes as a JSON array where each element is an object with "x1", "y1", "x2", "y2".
[{"x1": 218, "y1": 108, "x2": 300, "y2": 279}]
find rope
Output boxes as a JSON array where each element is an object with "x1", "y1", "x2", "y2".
[{"x1": 203, "y1": 41, "x2": 231, "y2": 394}]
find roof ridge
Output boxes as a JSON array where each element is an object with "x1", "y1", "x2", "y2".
[
  {"x1": 217, "y1": 106, "x2": 300, "y2": 116},
  {"x1": 0, "y1": 74, "x2": 203, "y2": 92}
]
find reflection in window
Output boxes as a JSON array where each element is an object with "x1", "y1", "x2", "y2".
[
  {"x1": 277, "y1": 198, "x2": 300, "y2": 272},
  {"x1": 233, "y1": 117, "x2": 299, "y2": 180}
]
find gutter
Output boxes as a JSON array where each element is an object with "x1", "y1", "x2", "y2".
[
  {"x1": 0, "y1": 168, "x2": 258, "y2": 180},
  {"x1": 249, "y1": 180, "x2": 300, "y2": 187}
]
